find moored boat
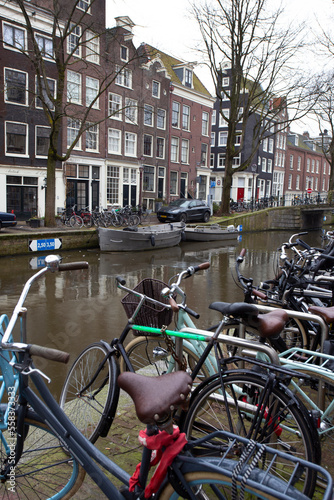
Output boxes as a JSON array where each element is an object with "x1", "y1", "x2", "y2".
[
  {"x1": 183, "y1": 224, "x2": 241, "y2": 242},
  {"x1": 98, "y1": 223, "x2": 184, "y2": 252}
]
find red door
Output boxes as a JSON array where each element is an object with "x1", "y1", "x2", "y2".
[{"x1": 237, "y1": 188, "x2": 244, "y2": 202}]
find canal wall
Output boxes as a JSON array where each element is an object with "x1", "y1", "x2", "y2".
[{"x1": 0, "y1": 228, "x2": 99, "y2": 257}]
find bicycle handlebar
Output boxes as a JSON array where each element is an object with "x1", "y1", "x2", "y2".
[{"x1": 28, "y1": 344, "x2": 70, "y2": 364}]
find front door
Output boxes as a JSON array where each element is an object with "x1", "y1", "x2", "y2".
[
  {"x1": 237, "y1": 188, "x2": 244, "y2": 202},
  {"x1": 66, "y1": 180, "x2": 88, "y2": 210}
]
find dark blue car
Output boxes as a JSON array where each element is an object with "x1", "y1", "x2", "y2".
[{"x1": 0, "y1": 212, "x2": 17, "y2": 230}]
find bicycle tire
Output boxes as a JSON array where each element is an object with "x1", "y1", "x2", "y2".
[
  {"x1": 129, "y1": 214, "x2": 140, "y2": 226},
  {"x1": 111, "y1": 215, "x2": 123, "y2": 227},
  {"x1": 59, "y1": 342, "x2": 119, "y2": 443},
  {"x1": 0, "y1": 409, "x2": 84, "y2": 499},
  {"x1": 157, "y1": 466, "x2": 310, "y2": 500},
  {"x1": 182, "y1": 371, "x2": 319, "y2": 497},
  {"x1": 121, "y1": 335, "x2": 210, "y2": 384},
  {"x1": 70, "y1": 215, "x2": 83, "y2": 228},
  {"x1": 82, "y1": 215, "x2": 93, "y2": 227}
]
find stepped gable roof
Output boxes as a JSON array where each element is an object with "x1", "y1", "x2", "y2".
[{"x1": 140, "y1": 43, "x2": 212, "y2": 97}]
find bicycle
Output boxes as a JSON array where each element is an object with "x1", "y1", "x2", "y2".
[
  {"x1": 1, "y1": 256, "x2": 329, "y2": 500},
  {"x1": 60, "y1": 205, "x2": 84, "y2": 228},
  {"x1": 59, "y1": 264, "x2": 323, "y2": 496}
]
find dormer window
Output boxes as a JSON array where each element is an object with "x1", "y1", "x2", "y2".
[
  {"x1": 78, "y1": 0, "x2": 90, "y2": 12},
  {"x1": 185, "y1": 68, "x2": 193, "y2": 88}
]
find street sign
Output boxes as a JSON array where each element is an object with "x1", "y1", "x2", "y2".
[
  {"x1": 307, "y1": 188, "x2": 312, "y2": 194},
  {"x1": 29, "y1": 238, "x2": 62, "y2": 252}
]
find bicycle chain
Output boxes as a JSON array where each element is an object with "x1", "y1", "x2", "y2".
[{"x1": 160, "y1": 324, "x2": 187, "y2": 371}]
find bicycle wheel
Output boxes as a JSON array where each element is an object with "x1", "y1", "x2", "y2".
[
  {"x1": 182, "y1": 371, "x2": 318, "y2": 497},
  {"x1": 82, "y1": 215, "x2": 93, "y2": 227},
  {"x1": 59, "y1": 342, "x2": 119, "y2": 443},
  {"x1": 157, "y1": 467, "x2": 310, "y2": 500},
  {"x1": 121, "y1": 336, "x2": 211, "y2": 384},
  {"x1": 70, "y1": 215, "x2": 83, "y2": 228},
  {"x1": 129, "y1": 214, "x2": 140, "y2": 226},
  {"x1": 111, "y1": 214, "x2": 123, "y2": 227},
  {"x1": 0, "y1": 409, "x2": 84, "y2": 499}
]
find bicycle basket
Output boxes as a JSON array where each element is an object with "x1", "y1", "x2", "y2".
[{"x1": 121, "y1": 278, "x2": 173, "y2": 331}]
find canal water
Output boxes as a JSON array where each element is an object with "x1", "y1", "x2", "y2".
[{"x1": 0, "y1": 229, "x2": 327, "y2": 399}]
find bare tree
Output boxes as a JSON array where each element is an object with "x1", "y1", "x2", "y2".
[
  {"x1": 193, "y1": 0, "x2": 311, "y2": 213},
  {"x1": 1, "y1": 0, "x2": 135, "y2": 225}
]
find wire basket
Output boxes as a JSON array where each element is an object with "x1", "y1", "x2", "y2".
[{"x1": 121, "y1": 278, "x2": 173, "y2": 331}]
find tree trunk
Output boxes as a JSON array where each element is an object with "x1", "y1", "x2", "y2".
[{"x1": 45, "y1": 153, "x2": 57, "y2": 227}]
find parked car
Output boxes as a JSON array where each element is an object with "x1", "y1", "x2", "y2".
[
  {"x1": 157, "y1": 199, "x2": 210, "y2": 223},
  {"x1": 0, "y1": 211, "x2": 17, "y2": 230}
]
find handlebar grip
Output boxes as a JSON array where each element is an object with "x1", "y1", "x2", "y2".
[
  {"x1": 169, "y1": 297, "x2": 179, "y2": 312},
  {"x1": 296, "y1": 238, "x2": 311, "y2": 250},
  {"x1": 58, "y1": 262, "x2": 89, "y2": 271},
  {"x1": 116, "y1": 276, "x2": 126, "y2": 285},
  {"x1": 239, "y1": 248, "x2": 247, "y2": 258},
  {"x1": 253, "y1": 289, "x2": 268, "y2": 301},
  {"x1": 28, "y1": 344, "x2": 70, "y2": 364},
  {"x1": 193, "y1": 262, "x2": 210, "y2": 272},
  {"x1": 184, "y1": 306, "x2": 200, "y2": 319}
]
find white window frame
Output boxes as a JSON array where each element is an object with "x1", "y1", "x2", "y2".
[
  {"x1": 181, "y1": 139, "x2": 189, "y2": 164},
  {"x1": 85, "y1": 122, "x2": 99, "y2": 152},
  {"x1": 115, "y1": 65, "x2": 132, "y2": 89},
  {"x1": 219, "y1": 109, "x2": 229, "y2": 125},
  {"x1": 78, "y1": 0, "x2": 90, "y2": 12},
  {"x1": 143, "y1": 134, "x2": 153, "y2": 157},
  {"x1": 182, "y1": 105, "x2": 190, "y2": 130},
  {"x1": 267, "y1": 158, "x2": 272, "y2": 173},
  {"x1": 152, "y1": 80, "x2": 160, "y2": 98},
  {"x1": 124, "y1": 132, "x2": 137, "y2": 157},
  {"x1": 35, "y1": 77, "x2": 56, "y2": 110},
  {"x1": 35, "y1": 125, "x2": 50, "y2": 158},
  {"x1": 219, "y1": 131, "x2": 227, "y2": 146},
  {"x1": 202, "y1": 111, "x2": 209, "y2": 136},
  {"x1": 86, "y1": 76, "x2": 99, "y2": 108},
  {"x1": 67, "y1": 70, "x2": 82, "y2": 104},
  {"x1": 144, "y1": 104, "x2": 154, "y2": 126},
  {"x1": 67, "y1": 118, "x2": 81, "y2": 149},
  {"x1": 108, "y1": 128, "x2": 121, "y2": 155},
  {"x1": 218, "y1": 153, "x2": 226, "y2": 167},
  {"x1": 86, "y1": 30, "x2": 100, "y2": 64},
  {"x1": 4, "y1": 68, "x2": 28, "y2": 106},
  {"x1": 156, "y1": 137, "x2": 165, "y2": 159},
  {"x1": 5, "y1": 121, "x2": 28, "y2": 157},
  {"x1": 3, "y1": 22, "x2": 26, "y2": 51},
  {"x1": 172, "y1": 101, "x2": 180, "y2": 128},
  {"x1": 212, "y1": 109, "x2": 216, "y2": 126},
  {"x1": 120, "y1": 45, "x2": 129, "y2": 62},
  {"x1": 157, "y1": 108, "x2": 166, "y2": 129},
  {"x1": 268, "y1": 138, "x2": 274, "y2": 153},
  {"x1": 125, "y1": 98, "x2": 138, "y2": 124},
  {"x1": 108, "y1": 93, "x2": 122, "y2": 120},
  {"x1": 35, "y1": 33, "x2": 53, "y2": 59},
  {"x1": 171, "y1": 137, "x2": 179, "y2": 163},
  {"x1": 170, "y1": 171, "x2": 178, "y2": 195},
  {"x1": 67, "y1": 23, "x2": 81, "y2": 57},
  {"x1": 222, "y1": 77, "x2": 229, "y2": 87}
]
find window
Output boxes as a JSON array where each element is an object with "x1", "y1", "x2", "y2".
[
  {"x1": 211, "y1": 132, "x2": 215, "y2": 146},
  {"x1": 219, "y1": 131, "x2": 227, "y2": 146},
  {"x1": 297, "y1": 156, "x2": 301, "y2": 171},
  {"x1": 152, "y1": 81, "x2": 160, "y2": 98},
  {"x1": 290, "y1": 155, "x2": 294, "y2": 169},
  {"x1": 222, "y1": 90, "x2": 230, "y2": 101},
  {"x1": 108, "y1": 93, "x2": 122, "y2": 119},
  {"x1": 232, "y1": 154, "x2": 241, "y2": 167},
  {"x1": 35, "y1": 126, "x2": 50, "y2": 157},
  {"x1": 78, "y1": 0, "x2": 90, "y2": 11},
  {"x1": 125, "y1": 98, "x2": 138, "y2": 124},
  {"x1": 212, "y1": 110, "x2": 216, "y2": 126},
  {"x1": 67, "y1": 71, "x2": 81, "y2": 104},
  {"x1": 5, "y1": 122, "x2": 28, "y2": 156},
  {"x1": 86, "y1": 76, "x2": 99, "y2": 108},
  {"x1": 288, "y1": 174, "x2": 292, "y2": 189},
  {"x1": 144, "y1": 104, "x2": 154, "y2": 126},
  {"x1": 210, "y1": 154, "x2": 214, "y2": 168},
  {"x1": 5, "y1": 69, "x2": 27, "y2": 105},
  {"x1": 171, "y1": 137, "x2": 179, "y2": 162},
  {"x1": 267, "y1": 159, "x2": 272, "y2": 173},
  {"x1": 182, "y1": 105, "x2": 190, "y2": 130},
  {"x1": 316, "y1": 160, "x2": 319, "y2": 173},
  {"x1": 79, "y1": 165, "x2": 89, "y2": 178},
  {"x1": 218, "y1": 153, "x2": 226, "y2": 167},
  {"x1": 237, "y1": 107, "x2": 243, "y2": 122},
  {"x1": 86, "y1": 30, "x2": 100, "y2": 64},
  {"x1": 262, "y1": 157, "x2": 267, "y2": 172},
  {"x1": 235, "y1": 134, "x2": 241, "y2": 147},
  {"x1": 143, "y1": 166, "x2": 155, "y2": 191},
  {"x1": 311, "y1": 159, "x2": 315, "y2": 173},
  {"x1": 170, "y1": 172, "x2": 178, "y2": 195},
  {"x1": 222, "y1": 77, "x2": 229, "y2": 87},
  {"x1": 120, "y1": 45, "x2": 128, "y2": 61},
  {"x1": 296, "y1": 175, "x2": 300, "y2": 190},
  {"x1": 268, "y1": 138, "x2": 274, "y2": 153},
  {"x1": 35, "y1": 34, "x2": 53, "y2": 58},
  {"x1": 67, "y1": 118, "x2": 81, "y2": 149},
  {"x1": 107, "y1": 166, "x2": 120, "y2": 205},
  {"x1": 306, "y1": 159, "x2": 310, "y2": 172},
  {"x1": 201, "y1": 144, "x2": 208, "y2": 166},
  {"x1": 86, "y1": 123, "x2": 98, "y2": 151},
  {"x1": 3, "y1": 23, "x2": 25, "y2": 50},
  {"x1": 156, "y1": 137, "x2": 165, "y2": 159},
  {"x1": 108, "y1": 128, "x2": 121, "y2": 154},
  {"x1": 125, "y1": 132, "x2": 137, "y2": 156},
  {"x1": 181, "y1": 139, "x2": 189, "y2": 164},
  {"x1": 184, "y1": 68, "x2": 192, "y2": 88},
  {"x1": 202, "y1": 112, "x2": 209, "y2": 136},
  {"x1": 323, "y1": 162, "x2": 326, "y2": 174},
  {"x1": 36, "y1": 77, "x2": 56, "y2": 110},
  {"x1": 116, "y1": 65, "x2": 132, "y2": 88},
  {"x1": 157, "y1": 108, "x2": 166, "y2": 129},
  {"x1": 143, "y1": 134, "x2": 153, "y2": 156},
  {"x1": 68, "y1": 23, "x2": 81, "y2": 57},
  {"x1": 262, "y1": 138, "x2": 268, "y2": 152},
  {"x1": 172, "y1": 101, "x2": 180, "y2": 128},
  {"x1": 219, "y1": 109, "x2": 229, "y2": 125}
]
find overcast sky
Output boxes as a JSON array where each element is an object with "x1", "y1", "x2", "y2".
[{"x1": 107, "y1": 0, "x2": 334, "y2": 135}]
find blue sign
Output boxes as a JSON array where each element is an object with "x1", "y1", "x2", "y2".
[{"x1": 29, "y1": 238, "x2": 62, "y2": 252}]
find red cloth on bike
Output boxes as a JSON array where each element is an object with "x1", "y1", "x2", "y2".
[{"x1": 129, "y1": 425, "x2": 187, "y2": 498}]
